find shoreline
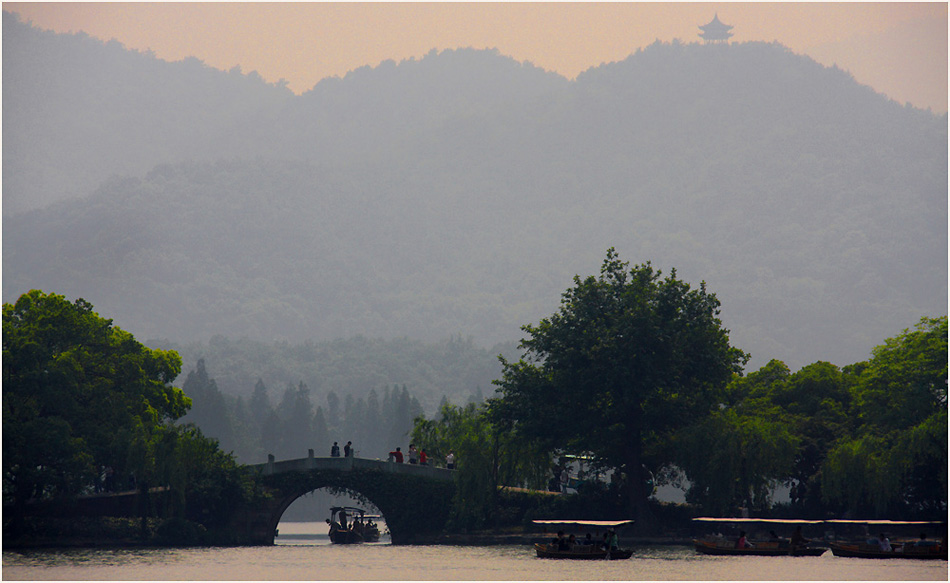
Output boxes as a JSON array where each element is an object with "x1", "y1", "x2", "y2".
[{"x1": 4, "y1": 533, "x2": 694, "y2": 551}]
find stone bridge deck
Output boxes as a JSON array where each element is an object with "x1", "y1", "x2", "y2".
[{"x1": 249, "y1": 451, "x2": 455, "y2": 482}]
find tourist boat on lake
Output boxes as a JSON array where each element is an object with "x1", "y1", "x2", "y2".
[
  {"x1": 326, "y1": 506, "x2": 381, "y2": 544},
  {"x1": 828, "y1": 541, "x2": 946, "y2": 560},
  {"x1": 692, "y1": 518, "x2": 828, "y2": 556},
  {"x1": 822, "y1": 519, "x2": 946, "y2": 560},
  {"x1": 693, "y1": 538, "x2": 827, "y2": 556},
  {"x1": 532, "y1": 519, "x2": 634, "y2": 560}
]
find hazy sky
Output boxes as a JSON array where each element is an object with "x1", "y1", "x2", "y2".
[{"x1": 6, "y1": 2, "x2": 948, "y2": 112}]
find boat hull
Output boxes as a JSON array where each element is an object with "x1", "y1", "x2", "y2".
[
  {"x1": 329, "y1": 529, "x2": 363, "y2": 544},
  {"x1": 694, "y1": 540, "x2": 827, "y2": 557},
  {"x1": 829, "y1": 542, "x2": 947, "y2": 560},
  {"x1": 534, "y1": 543, "x2": 632, "y2": 560}
]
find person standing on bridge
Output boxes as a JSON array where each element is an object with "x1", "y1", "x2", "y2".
[
  {"x1": 446, "y1": 451, "x2": 455, "y2": 470},
  {"x1": 408, "y1": 444, "x2": 418, "y2": 464},
  {"x1": 344, "y1": 441, "x2": 353, "y2": 457},
  {"x1": 419, "y1": 449, "x2": 428, "y2": 466},
  {"x1": 389, "y1": 447, "x2": 403, "y2": 463},
  {"x1": 331, "y1": 442, "x2": 340, "y2": 457}
]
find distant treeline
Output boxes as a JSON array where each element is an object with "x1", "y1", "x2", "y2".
[
  {"x1": 180, "y1": 359, "x2": 425, "y2": 464},
  {"x1": 167, "y1": 334, "x2": 516, "y2": 464}
]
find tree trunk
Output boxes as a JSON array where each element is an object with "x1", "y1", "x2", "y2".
[{"x1": 625, "y1": 422, "x2": 656, "y2": 533}]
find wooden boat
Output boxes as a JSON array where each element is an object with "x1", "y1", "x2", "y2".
[
  {"x1": 531, "y1": 519, "x2": 634, "y2": 560},
  {"x1": 692, "y1": 517, "x2": 828, "y2": 557},
  {"x1": 829, "y1": 541, "x2": 947, "y2": 560},
  {"x1": 534, "y1": 542, "x2": 633, "y2": 560},
  {"x1": 693, "y1": 538, "x2": 827, "y2": 556},
  {"x1": 327, "y1": 506, "x2": 382, "y2": 544}
]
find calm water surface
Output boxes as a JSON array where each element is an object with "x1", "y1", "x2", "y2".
[{"x1": 4, "y1": 522, "x2": 947, "y2": 581}]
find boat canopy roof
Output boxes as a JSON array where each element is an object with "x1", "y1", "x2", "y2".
[
  {"x1": 330, "y1": 506, "x2": 372, "y2": 515},
  {"x1": 823, "y1": 519, "x2": 945, "y2": 525},
  {"x1": 693, "y1": 517, "x2": 822, "y2": 524},
  {"x1": 532, "y1": 519, "x2": 635, "y2": 527},
  {"x1": 693, "y1": 517, "x2": 945, "y2": 526}
]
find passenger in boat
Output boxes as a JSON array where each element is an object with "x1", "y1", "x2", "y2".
[
  {"x1": 915, "y1": 533, "x2": 937, "y2": 547},
  {"x1": 339, "y1": 510, "x2": 348, "y2": 530},
  {"x1": 555, "y1": 531, "x2": 572, "y2": 551},
  {"x1": 877, "y1": 533, "x2": 892, "y2": 552},
  {"x1": 735, "y1": 531, "x2": 753, "y2": 549},
  {"x1": 607, "y1": 529, "x2": 620, "y2": 551},
  {"x1": 550, "y1": 530, "x2": 568, "y2": 551},
  {"x1": 583, "y1": 533, "x2": 594, "y2": 545},
  {"x1": 790, "y1": 526, "x2": 810, "y2": 549},
  {"x1": 567, "y1": 534, "x2": 577, "y2": 549}
]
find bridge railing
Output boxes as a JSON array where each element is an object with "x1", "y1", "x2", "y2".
[{"x1": 249, "y1": 450, "x2": 455, "y2": 482}]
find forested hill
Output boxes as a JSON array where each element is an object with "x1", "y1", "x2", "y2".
[
  {"x1": 3, "y1": 12, "x2": 946, "y2": 374},
  {"x1": 1, "y1": 12, "x2": 294, "y2": 215}
]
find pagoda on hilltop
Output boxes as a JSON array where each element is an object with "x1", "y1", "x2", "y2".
[{"x1": 699, "y1": 14, "x2": 733, "y2": 44}]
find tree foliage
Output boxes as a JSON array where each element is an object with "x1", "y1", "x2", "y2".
[
  {"x1": 3, "y1": 290, "x2": 262, "y2": 534},
  {"x1": 675, "y1": 409, "x2": 798, "y2": 515},
  {"x1": 681, "y1": 359, "x2": 853, "y2": 515},
  {"x1": 822, "y1": 316, "x2": 947, "y2": 517},
  {"x1": 411, "y1": 401, "x2": 549, "y2": 530},
  {"x1": 3, "y1": 290, "x2": 187, "y2": 505},
  {"x1": 492, "y1": 249, "x2": 748, "y2": 520}
]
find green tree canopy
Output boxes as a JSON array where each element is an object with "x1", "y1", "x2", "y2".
[
  {"x1": 822, "y1": 316, "x2": 947, "y2": 517},
  {"x1": 3, "y1": 290, "x2": 189, "y2": 505},
  {"x1": 491, "y1": 249, "x2": 748, "y2": 520},
  {"x1": 411, "y1": 401, "x2": 550, "y2": 530}
]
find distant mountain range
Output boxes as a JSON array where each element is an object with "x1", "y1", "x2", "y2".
[{"x1": 3, "y1": 11, "x2": 946, "y2": 374}]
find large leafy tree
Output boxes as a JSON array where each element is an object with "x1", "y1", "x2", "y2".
[
  {"x1": 3, "y1": 290, "x2": 189, "y2": 506},
  {"x1": 492, "y1": 249, "x2": 748, "y2": 521}
]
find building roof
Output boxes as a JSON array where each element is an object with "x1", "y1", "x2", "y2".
[{"x1": 699, "y1": 14, "x2": 734, "y2": 41}]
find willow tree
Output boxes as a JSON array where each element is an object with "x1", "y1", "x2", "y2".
[
  {"x1": 822, "y1": 316, "x2": 947, "y2": 517},
  {"x1": 492, "y1": 249, "x2": 748, "y2": 522},
  {"x1": 412, "y1": 401, "x2": 550, "y2": 530}
]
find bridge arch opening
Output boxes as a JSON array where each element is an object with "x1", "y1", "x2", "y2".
[{"x1": 275, "y1": 486, "x2": 389, "y2": 545}]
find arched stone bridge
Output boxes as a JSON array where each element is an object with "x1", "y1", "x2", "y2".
[{"x1": 231, "y1": 452, "x2": 457, "y2": 545}]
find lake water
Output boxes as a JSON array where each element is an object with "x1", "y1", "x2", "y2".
[{"x1": 3, "y1": 522, "x2": 947, "y2": 581}]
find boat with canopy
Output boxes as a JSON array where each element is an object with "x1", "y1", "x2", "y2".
[
  {"x1": 326, "y1": 506, "x2": 382, "y2": 544},
  {"x1": 822, "y1": 520, "x2": 946, "y2": 560},
  {"x1": 692, "y1": 518, "x2": 828, "y2": 556},
  {"x1": 532, "y1": 520, "x2": 634, "y2": 560},
  {"x1": 693, "y1": 518, "x2": 946, "y2": 559}
]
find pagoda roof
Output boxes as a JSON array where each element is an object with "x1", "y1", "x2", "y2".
[
  {"x1": 699, "y1": 13, "x2": 733, "y2": 41},
  {"x1": 699, "y1": 13, "x2": 733, "y2": 32}
]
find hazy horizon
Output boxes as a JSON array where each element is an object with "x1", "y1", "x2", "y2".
[{"x1": 8, "y1": 2, "x2": 947, "y2": 113}]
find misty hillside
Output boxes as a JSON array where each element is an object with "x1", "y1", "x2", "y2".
[
  {"x1": 3, "y1": 14, "x2": 946, "y2": 375},
  {"x1": 2, "y1": 12, "x2": 294, "y2": 215}
]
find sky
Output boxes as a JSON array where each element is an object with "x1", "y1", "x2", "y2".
[{"x1": 5, "y1": 2, "x2": 948, "y2": 113}]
